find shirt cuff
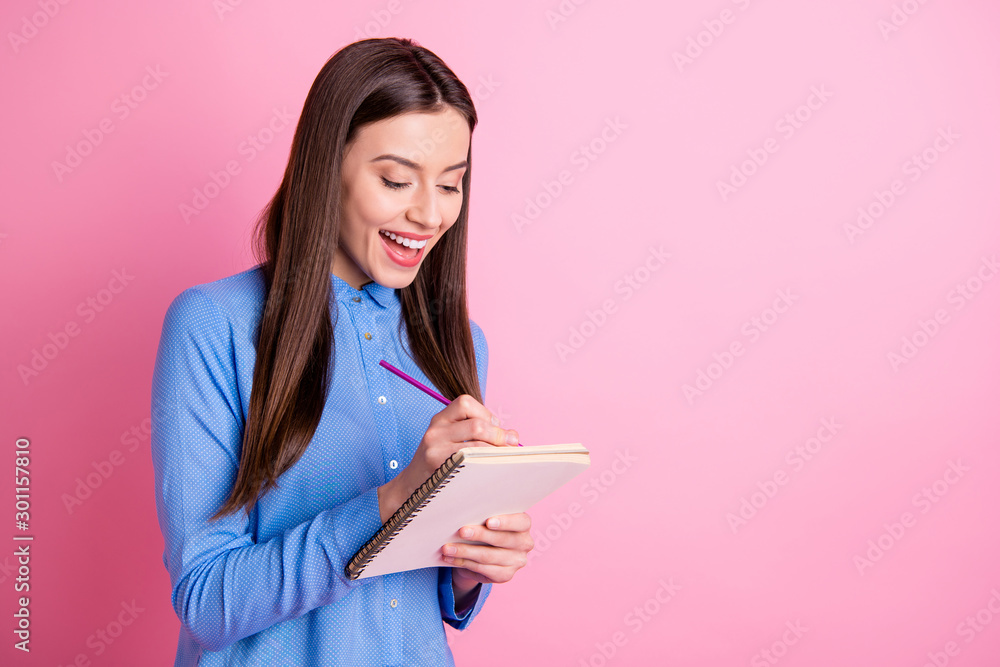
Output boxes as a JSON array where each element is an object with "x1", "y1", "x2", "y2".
[{"x1": 438, "y1": 567, "x2": 492, "y2": 630}]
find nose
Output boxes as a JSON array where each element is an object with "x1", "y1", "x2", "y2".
[{"x1": 405, "y1": 182, "x2": 444, "y2": 230}]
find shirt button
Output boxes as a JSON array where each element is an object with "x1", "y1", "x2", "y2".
[
  {"x1": 364, "y1": 332, "x2": 372, "y2": 340},
  {"x1": 378, "y1": 396, "x2": 387, "y2": 405},
  {"x1": 390, "y1": 599, "x2": 398, "y2": 608},
  {"x1": 389, "y1": 460, "x2": 398, "y2": 469},
  {"x1": 352, "y1": 296, "x2": 361, "y2": 303}
]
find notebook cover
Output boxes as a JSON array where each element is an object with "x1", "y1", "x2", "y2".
[{"x1": 345, "y1": 443, "x2": 589, "y2": 580}]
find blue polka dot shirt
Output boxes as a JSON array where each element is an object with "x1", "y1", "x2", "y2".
[{"x1": 150, "y1": 265, "x2": 492, "y2": 666}]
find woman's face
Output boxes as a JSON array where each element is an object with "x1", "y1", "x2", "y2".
[{"x1": 333, "y1": 106, "x2": 471, "y2": 290}]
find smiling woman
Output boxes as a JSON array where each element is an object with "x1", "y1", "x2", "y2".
[{"x1": 150, "y1": 37, "x2": 533, "y2": 667}]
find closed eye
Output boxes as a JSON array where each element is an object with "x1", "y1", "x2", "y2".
[
  {"x1": 381, "y1": 176, "x2": 461, "y2": 195},
  {"x1": 381, "y1": 177, "x2": 407, "y2": 190}
]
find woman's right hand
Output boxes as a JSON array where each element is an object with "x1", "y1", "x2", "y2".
[{"x1": 376, "y1": 394, "x2": 518, "y2": 523}]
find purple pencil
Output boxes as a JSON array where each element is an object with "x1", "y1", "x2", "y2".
[{"x1": 378, "y1": 359, "x2": 523, "y2": 446}]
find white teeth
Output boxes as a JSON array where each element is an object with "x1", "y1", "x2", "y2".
[{"x1": 381, "y1": 230, "x2": 427, "y2": 249}]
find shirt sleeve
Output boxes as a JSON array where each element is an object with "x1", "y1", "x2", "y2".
[
  {"x1": 150, "y1": 287, "x2": 384, "y2": 653},
  {"x1": 438, "y1": 567, "x2": 491, "y2": 629},
  {"x1": 435, "y1": 318, "x2": 493, "y2": 629}
]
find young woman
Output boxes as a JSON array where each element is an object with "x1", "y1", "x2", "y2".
[{"x1": 150, "y1": 37, "x2": 533, "y2": 666}]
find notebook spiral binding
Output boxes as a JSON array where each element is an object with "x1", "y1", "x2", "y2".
[{"x1": 345, "y1": 451, "x2": 469, "y2": 580}]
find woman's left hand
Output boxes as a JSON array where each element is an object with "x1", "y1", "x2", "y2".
[{"x1": 443, "y1": 512, "x2": 534, "y2": 592}]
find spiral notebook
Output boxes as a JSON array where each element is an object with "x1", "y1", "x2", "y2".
[{"x1": 345, "y1": 443, "x2": 590, "y2": 580}]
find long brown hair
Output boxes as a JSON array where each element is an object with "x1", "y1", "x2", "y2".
[{"x1": 211, "y1": 37, "x2": 482, "y2": 521}]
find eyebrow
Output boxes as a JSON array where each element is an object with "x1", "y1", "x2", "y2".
[{"x1": 370, "y1": 154, "x2": 468, "y2": 174}]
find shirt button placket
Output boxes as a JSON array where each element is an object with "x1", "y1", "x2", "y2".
[
  {"x1": 384, "y1": 574, "x2": 403, "y2": 664},
  {"x1": 357, "y1": 297, "x2": 405, "y2": 664}
]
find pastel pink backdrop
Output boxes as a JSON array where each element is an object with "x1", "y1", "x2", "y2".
[{"x1": 2, "y1": 1, "x2": 999, "y2": 665}]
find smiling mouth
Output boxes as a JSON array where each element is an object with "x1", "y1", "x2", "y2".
[{"x1": 379, "y1": 229, "x2": 427, "y2": 259}]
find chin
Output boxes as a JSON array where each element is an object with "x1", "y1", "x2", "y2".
[{"x1": 373, "y1": 267, "x2": 418, "y2": 290}]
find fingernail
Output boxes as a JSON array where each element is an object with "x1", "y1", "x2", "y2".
[
  {"x1": 506, "y1": 431, "x2": 518, "y2": 446},
  {"x1": 491, "y1": 413, "x2": 500, "y2": 426},
  {"x1": 443, "y1": 545, "x2": 456, "y2": 555},
  {"x1": 487, "y1": 517, "x2": 499, "y2": 529}
]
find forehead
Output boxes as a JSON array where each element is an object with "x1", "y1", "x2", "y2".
[{"x1": 348, "y1": 107, "x2": 470, "y2": 168}]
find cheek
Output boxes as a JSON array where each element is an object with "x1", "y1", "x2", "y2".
[
  {"x1": 345, "y1": 183, "x2": 396, "y2": 229},
  {"x1": 442, "y1": 210, "x2": 462, "y2": 234},
  {"x1": 358, "y1": 185, "x2": 403, "y2": 223}
]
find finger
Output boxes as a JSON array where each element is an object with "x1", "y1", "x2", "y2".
[
  {"x1": 442, "y1": 542, "x2": 530, "y2": 569},
  {"x1": 452, "y1": 418, "x2": 517, "y2": 448},
  {"x1": 440, "y1": 394, "x2": 492, "y2": 425},
  {"x1": 451, "y1": 567, "x2": 493, "y2": 586},
  {"x1": 480, "y1": 513, "x2": 532, "y2": 533},
  {"x1": 445, "y1": 560, "x2": 522, "y2": 584},
  {"x1": 441, "y1": 396, "x2": 517, "y2": 447},
  {"x1": 452, "y1": 524, "x2": 532, "y2": 551}
]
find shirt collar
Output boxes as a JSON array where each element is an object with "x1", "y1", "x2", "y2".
[{"x1": 330, "y1": 272, "x2": 398, "y2": 309}]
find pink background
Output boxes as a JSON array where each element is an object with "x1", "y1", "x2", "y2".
[{"x1": 2, "y1": 0, "x2": 999, "y2": 665}]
